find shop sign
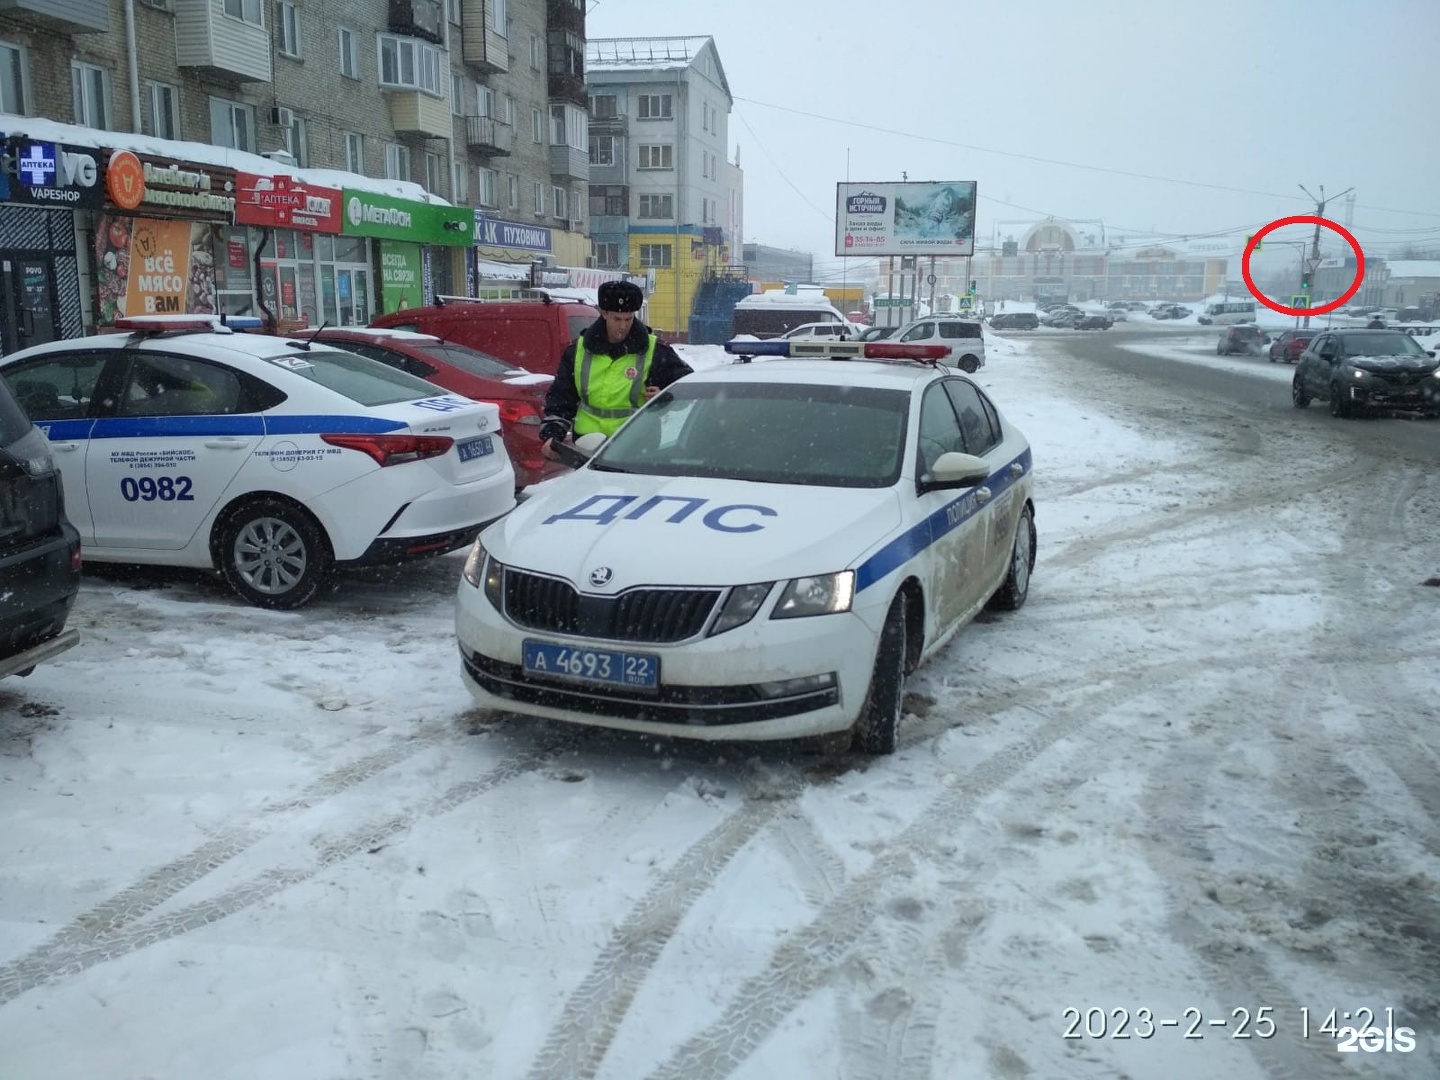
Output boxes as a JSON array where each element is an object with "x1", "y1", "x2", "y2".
[
  {"x1": 380, "y1": 240, "x2": 423, "y2": 311},
  {"x1": 103, "y1": 153, "x2": 237, "y2": 221},
  {"x1": 342, "y1": 189, "x2": 471, "y2": 245},
  {"x1": 235, "y1": 172, "x2": 342, "y2": 232},
  {"x1": 530, "y1": 265, "x2": 571, "y2": 288},
  {"x1": 93, "y1": 214, "x2": 217, "y2": 325},
  {"x1": 472, "y1": 211, "x2": 552, "y2": 253},
  {"x1": 1, "y1": 139, "x2": 105, "y2": 209}
]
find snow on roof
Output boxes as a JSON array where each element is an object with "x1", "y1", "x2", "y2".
[
  {"x1": 474, "y1": 259, "x2": 531, "y2": 281},
  {"x1": 1384, "y1": 261, "x2": 1440, "y2": 280},
  {"x1": 586, "y1": 36, "x2": 730, "y2": 97},
  {"x1": 735, "y1": 288, "x2": 842, "y2": 309},
  {"x1": 0, "y1": 112, "x2": 445, "y2": 205}
]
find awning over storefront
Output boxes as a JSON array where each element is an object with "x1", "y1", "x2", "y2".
[{"x1": 474, "y1": 258, "x2": 530, "y2": 280}]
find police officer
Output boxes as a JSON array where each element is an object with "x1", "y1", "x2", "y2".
[{"x1": 539, "y1": 280, "x2": 692, "y2": 459}]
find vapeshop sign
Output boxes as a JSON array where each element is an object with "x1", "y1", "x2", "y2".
[{"x1": 2, "y1": 138, "x2": 106, "y2": 209}]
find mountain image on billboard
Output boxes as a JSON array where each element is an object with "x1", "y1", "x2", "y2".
[
  {"x1": 893, "y1": 184, "x2": 974, "y2": 245},
  {"x1": 835, "y1": 181, "x2": 977, "y2": 257}
]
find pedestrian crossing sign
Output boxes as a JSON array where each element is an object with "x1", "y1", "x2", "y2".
[{"x1": 1290, "y1": 294, "x2": 1310, "y2": 308}]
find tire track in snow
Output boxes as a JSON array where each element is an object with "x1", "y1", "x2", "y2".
[
  {"x1": 522, "y1": 770, "x2": 805, "y2": 1080},
  {"x1": 0, "y1": 728, "x2": 577, "y2": 1005}
]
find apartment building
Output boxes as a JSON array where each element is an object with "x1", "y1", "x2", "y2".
[{"x1": 0, "y1": 0, "x2": 590, "y2": 349}]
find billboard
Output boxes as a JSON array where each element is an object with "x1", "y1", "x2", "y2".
[{"x1": 835, "y1": 181, "x2": 977, "y2": 257}]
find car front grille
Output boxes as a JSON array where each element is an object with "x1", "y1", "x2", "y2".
[{"x1": 502, "y1": 568, "x2": 722, "y2": 644}]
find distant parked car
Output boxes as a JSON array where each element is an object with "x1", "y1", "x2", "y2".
[
  {"x1": 1216, "y1": 324, "x2": 1269, "y2": 355},
  {"x1": 780, "y1": 321, "x2": 854, "y2": 342},
  {"x1": 1267, "y1": 328, "x2": 1318, "y2": 364},
  {"x1": 857, "y1": 325, "x2": 901, "y2": 342},
  {"x1": 989, "y1": 312, "x2": 1040, "y2": 330},
  {"x1": 1075, "y1": 314, "x2": 1114, "y2": 330},
  {"x1": 1151, "y1": 304, "x2": 1192, "y2": 320}
]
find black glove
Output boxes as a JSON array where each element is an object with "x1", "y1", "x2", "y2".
[{"x1": 537, "y1": 420, "x2": 569, "y2": 445}]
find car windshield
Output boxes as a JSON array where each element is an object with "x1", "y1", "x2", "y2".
[
  {"x1": 1341, "y1": 332, "x2": 1424, "y2": 356},
  {"x1": 592, "y1": 379, "x2": 911, "y2": 488},
  {"x1": 414, "y1": 342, "x2": 516, "y2": 377},
  {"x1": 262, "y1": 348, "x2": 455, "y2": 406}
]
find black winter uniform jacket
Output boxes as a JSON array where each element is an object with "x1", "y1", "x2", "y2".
[{"x1": 539, "y1": 318, "x2": 693, "y2": 444}]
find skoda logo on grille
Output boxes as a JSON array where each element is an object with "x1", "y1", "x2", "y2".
[{"x1": 588, "y1": 566, "x2": 613, "y2": 587}]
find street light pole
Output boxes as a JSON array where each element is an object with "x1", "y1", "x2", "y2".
[{"x1": 1297, "y1": 183, "x2": 1354, "y2": 327}]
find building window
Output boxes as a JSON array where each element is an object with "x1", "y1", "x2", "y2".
[
  {"x1": 476, "y1": 84, "x2": 493, "y2": 117},
  {"x1": 589, "y1": 185, "x2": 626, "y2": 217},
  {"x1": 547, "y1": 29, "x2": 583, "y2": 77},
  {"x1": 588, "y1": 135, "x2": 614, "y2": 166},
  {"x1": 533, "y1": 181, "x2": 545, "y2": 217},
  {"x1": 506, "y1": 173, "x2": 519, "y2": 210},
  {"x1": 452, "y1": 160, "x2": 468, "y2": 202},
  {"x1": 378, "y1": 36, "x2": 441, "y2": 96},
  {"x1": 639, "y1": 244, "x2": 672, "y2": 269},
  {"x1": 278, "y1": 2, "x2": 301, "y2": 57},
  {"x1": 531, "y1": 107, "x2": 543, "y2": 143},
  {"x1": 492, "y1": 0, "x2": 507, "y2": 36},
  {"x1": 594, "y1": 242, "x2": 620, "y2": 269},
  {"x1": 451, "y1": 73, "x2": 464, "y2": 115},
  {"x1": 550, "y1": 103, "x2": 586, "y2": 149},
  {"x1": 0, "y1": 42, "x2": 28, "y2": 115},
  {"x1": 553, "y1": 186, "x2": 568, "y2": 219},
  {"x1": 638, "y1": 194, "x2": 673, "y2": 219},
  {"x1": 702, "y1": 100, "x2": 709, "y2": 132},
  {"x1": 500, "y1": 94, "x2": 514, "y2": 126},
  {"x1": 209, "y1": 95, "x2": 255, "y2": 152},
  {"x1": 637, "y1": 93, "x2": 672, "y2": 120},
  {"x1": 71, "y1": 62, "x2": 112, "y2": 130},
  {"x1": 478, "y1": 167, "x2": 497, "y2": 208},
  {"x1": 146, "y1": 81, "x2": 180, "y2": 140},
  {"x1": 589, "y1": 94, "x2": 617, "y2": 120},
  {"x1": 223, "y1": 0, "x2": 262, "y2": 26},
  {"x1": 384, "y1": 142, "x2": 410, "y2": 181},
  {"x1": 424, "y1": 151, "x2": 444, "y2": 194},
  {"x1": 637, "y1": 144, "x2": 672, "y2": 170},
  {"x1": 344, "y1": 131, "x2": 364, "y2": 173},
  {"x1": 284, "y1": 113, "x2": 309, "y2": 167},
  {"x1": 338, "y1": 28, "x2": 359, "y2": 79},
  {"x1": 529, "y1": 34, "x2": 541, "y2": 69},
  {"x1": 446, "y1": 0, "x2": 461, "y2": 25}
]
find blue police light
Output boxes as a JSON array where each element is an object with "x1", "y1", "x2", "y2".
[{"x1": 723, "y1": 339, "x2": 792, "y2": 356}]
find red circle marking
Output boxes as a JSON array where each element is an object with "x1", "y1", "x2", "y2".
[{"x1": 1242, "y1": 216, "x2": 1365, "y2": 317}]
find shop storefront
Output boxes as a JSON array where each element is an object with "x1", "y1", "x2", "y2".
[
  {"x1": 93, "y1": 151, "x2": 236, "y2": 326},
  {"x1": 470, "y1": 212, "x2": 553, "y2": 298},
  {"x1": 341, "y1": 190, "x2": 472, "y2": 318},
  {"x1": 231, "y1": 173, "x2": 342, "y2": 328},
  {"x1": 0, "y1": 136, "x2": 98, "y2": 353}
]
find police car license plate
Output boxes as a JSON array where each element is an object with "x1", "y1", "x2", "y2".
[
  {"x1": 522, "y1": 640, "x2": 659, "y2": 691},
  {"x1": 457, "y1": 435, "x2": 494, "y2": 462}
]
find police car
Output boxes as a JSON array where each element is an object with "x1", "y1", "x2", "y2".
[
  {"x1": 0, "y1": 316, "x2": 515, "y2": 608},
  {"x1": 455, "y1": 338, "x2": 1035, "y2": 754}
]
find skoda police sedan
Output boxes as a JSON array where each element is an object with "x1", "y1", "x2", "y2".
[
  {"x1": 456, "y1": 339, "x2": 1036, "y2": 754},
  {"x1": 0, "y1": 316, "x2": 515, "y2": 608}
]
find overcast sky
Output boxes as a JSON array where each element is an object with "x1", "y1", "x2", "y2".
[{"x1": 586, "y1": 0, "x2": 1440, "y2": 279}]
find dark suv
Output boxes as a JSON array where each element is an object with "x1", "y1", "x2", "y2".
[
  {"x1": 989, "y1": 312, "x2": 1040, "y2": 330},
  {"x1": 1216, "y1": 325, "x2": 1269, "y2": 355},
  {"x1": 0, "y1": 378, "x2": 81, "y2": 679},
  {"x1": 1292, "y1": 329, "x2": 1440, "y2": 417}
]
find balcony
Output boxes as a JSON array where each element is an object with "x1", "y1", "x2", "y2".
[
  {"x1": 388, "y1": 0, "x2": 444, "y2": 44},
  {"x1": 174, "y1": 0, "x2": 271, "y2": 83},
  {"x1": 548, "y1": 69, "x2": 585, "y2": 107},
  {"x1": 588, "y1": 112, "x2": 627, "y2": 135},
  {"x1": 389, "y1": 90, "x2": 450, "y2": 138},
  {"x1": 549, "y1": 144, "x2": 588, "y2": 183},
  {"x1": 546, "y1": 0, "x2": 584, "y2": 34},
  {"x1": 0, "y1": 0, "x2": 108, "y2": 32},
  {"x1": 461, "y1": 0, "x2": 508, "y2": 74},
  {"x1": 465, "y1": 115, "x2": 514, "y2": 156}
]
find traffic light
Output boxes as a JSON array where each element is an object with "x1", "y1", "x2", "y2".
[
  {"x1": 969, "y1": 280, "x2": 977, "y2": 295},
  {"x1": 1300, "y1": 271, "x2": 1311, "y2": 293}
]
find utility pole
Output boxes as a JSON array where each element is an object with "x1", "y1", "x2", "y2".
[{"x1": 1297, "y1": 183, "x2": 1354, "y2": 327}]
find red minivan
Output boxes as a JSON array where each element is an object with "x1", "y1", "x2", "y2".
[{"x1": 370, "y1": 297, "x2": 598, "y2": 377}]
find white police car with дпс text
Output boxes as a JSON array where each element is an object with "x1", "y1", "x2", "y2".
[
  {"x1": 455, "y1": 337, "x2": 1036, "y2": 754},
  {"x1": 0, "y1": 316, "x2": 515, "y2": 608}
]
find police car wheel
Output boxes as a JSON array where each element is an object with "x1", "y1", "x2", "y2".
[
  {"x1": 216, "y1": 498, "x2": 333, "y2": 610},
  {"x1": 987, "y1": 504, "x2": 1036, "y2": 613},
  {"x1": 854, "y1": 594, "x2": 907, "y2": 756},
  {"x1": 1291, "y1": 376, "x2": 1310, "y2": 409}
]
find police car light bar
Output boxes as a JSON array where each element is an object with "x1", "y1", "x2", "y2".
[
  {"x1": 112, "y1": 315, "x2": 264, "y2": 334},
  {"x1": 722, "y1": 338, "x2": 949, "y2": 362}
]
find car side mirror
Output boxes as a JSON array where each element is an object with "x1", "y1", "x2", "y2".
[
  {"x1": 1429, "y1": 350, "x2": 1437, "y2": 358},
  {"x1": 921, "y1": 451, "x2": 991, "y2": 493}
]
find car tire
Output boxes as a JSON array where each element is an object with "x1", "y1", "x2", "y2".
[
  {"x1": 1292, "y1": 375, "x2": 1310, "y2": 408},
  {"x1": 853, "y1": 594, "x2": 907, "y2": 756},
  {"x1": 987, "y1": 504, "x2": 1036, "y2": 612},
  {"x1": 215, "y1": 497, "x2": 334, "y2": 609},
  {"x1": 1329, "y1": 383, "x2": 1354, "y2": 418},
  {"x1": 958, "y1": 355, "x2": 980, "y2": 374}
]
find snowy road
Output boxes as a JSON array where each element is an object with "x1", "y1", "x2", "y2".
[{"x1": 1, "y1": 330, "x2": 1436, "y2": 1079}]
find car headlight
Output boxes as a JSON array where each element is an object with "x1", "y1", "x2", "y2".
[
  {"x1": 771, "y1": 571, "x2": 855, "y2": 619},
  {"x1": 1352, "y1": 369, "x2": 1369, "y2": 379},
  {"x1": 462, "y1": 537, "x2": 505, "y2": 609},
  {"x1": 709, "y1": 582, "x2": 774, "y2": 636}
]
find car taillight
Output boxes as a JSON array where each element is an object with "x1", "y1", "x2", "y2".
[
  {"x1": 320, "y1": 433, "x2": 454, "y2": 467},
  {"x1": 490, "y1": 399, "x2": 543, "y2": 426}
]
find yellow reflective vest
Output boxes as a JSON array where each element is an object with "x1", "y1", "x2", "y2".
[{"x1": 572, "y1": 333, "x2": 658, "y2": 437}]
